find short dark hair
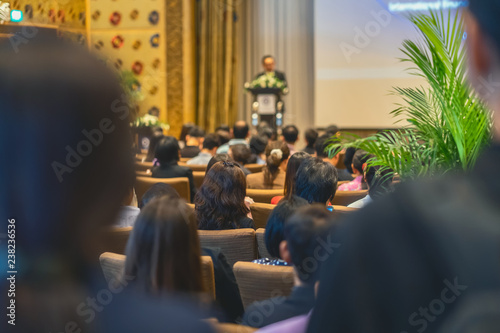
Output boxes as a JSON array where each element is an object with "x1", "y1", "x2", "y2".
[
  {"x1": 233, "y1": 121, "x2": 249, "y2": 139},
  {"x1": 179, "y1": 123, "x2": 195, "y2": 142},
  {"x1": 282, "y1": 125, "x2": 299, "y2": 144},
  {"x1": 188, "y1": 126, "x2": 205, "y2": 138},
  {"x1": 216, "y1": 129, "x2": 230, "y2": 146},
  {"x1": 285, "y1": 205, "x2": 336, "y2": 284},
  {"x1": 139, "y1": 183, "x2": 180, "y2": 209},
  {"x1": 343, "y1": 147, "x2": 356, "y2": 174},
  {"x1": 262, "y1": 55, "x2": 274, "y2": 64},
  {"x1": 231, "y1": 144, "x2": 251, "y2": 165},
  {"x1": 206, "y1": 153, "x2": 234, "y2": 173},
  {"x1": 295, "y1": 158, "x2": 338, "y2": 204},
  {"x1": 216, "y1": 124, "x2": 230, "y2": 132},
  {"x1": 314, "y1": 134, "x2": 331, "y2": 158},
  {"x1": 249, "y1": 135, "x2": 269, "y2": 155},
  {"x1": 265, "y1": 196, "x2": 309, "y2": 258},
  {"x1": 305, "y1": 128, "x2": 318, "y2": 148},
  {"x1": 155, "y1": 136, "x2": 180, "y2": 165},
  {"x1": 365, "y1": 164, "x2": 393, "y2": 199},
  {"x1": 352, "y1": 149, "x2": 369, "y2": 174},
  {"x1": 146, "y1": 132, "x2": 164, "y2": 162},
  {"x1": 202, "y1": 133, "x2": 219, "y2": 150},
  {"x1": 325, "y1": 125, "x2": 339, "y2": 136}
]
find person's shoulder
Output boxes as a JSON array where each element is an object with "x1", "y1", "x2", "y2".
[{"x1": 239, "y1": 216, "x2": 255, "y2": 229}]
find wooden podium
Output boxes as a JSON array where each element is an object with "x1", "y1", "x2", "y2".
[{"x1": 247, "y1": 87, "x2": 285, "y2": 129}]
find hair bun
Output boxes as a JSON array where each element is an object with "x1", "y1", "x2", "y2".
[{"x1": 270, "y1": 148, "x2": 283, "y2": 160}]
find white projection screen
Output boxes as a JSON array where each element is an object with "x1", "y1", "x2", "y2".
[{"x1": 314, "y1": 0, "x2": 466, "y2": 129}]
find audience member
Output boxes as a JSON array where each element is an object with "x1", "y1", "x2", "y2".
[
  {"x1": 343, "y1": 147, "x2": 356, "y2": 174},
  {"x1": 243, "y1": 205, "x2": 336, "y2": 328},
  {"x1": 247, "y1": 141, "x2": 290, "y2": 189},
  {"x1": 181, "y1": 126, "x2": 205, "y2": 158},
  {"x1": 217, "y1": 120, "x2": 250, "y2": 153},
  {"x1": 138, "y1": 183, "x2": 180, "y2": 209},
  {"x1": 216, "y1": 129, "x2": 231, "y2": 146},
  {"x1": 295, "y1": 158, "x2": 338, "y2": 205},
  {"x1": 152, "y1": 136, "x2": 196, "y2": 201},
  {"x1": 324, "y1": 125, "x2": 339, "y2": 136},
  {"x1": 206, "y1": 153, "x2": 234, "y2": 172},
  {"x1": 230, "y1": 143, "x2": 252, "y2": 175},
  {"x1": 115, "y1": 186, "x2": 141, "y2": 227},
  {"x1": 179, "y1": 122, "x2": 195, "y2": 149},
  {"x1": 338, "y1": 149, "x2": 369, "y2": 191},
  {"x1": 271, "y1": 152, "x2": 313, "y2": 204},
  {"x1": 249, "y1": 135, "x2": 269, "y2": 165},
  {"x1": 282, "y1": 125, "x2": 299, "y2": 155},
  {"x1": 315, "y1": 134, "x2": 353, "y2": 181},
  {"x1": 348, "y1": 164, "x2": 393, "y2": 208},
  {"x1": 145, "y1": 131, "x2": 164, "y2": 163},
  {"x1": 253, "y1": 196, "x2": 309, "y2": 266},
  {"x1": 188, "y1": 133, "x2": 219, "y2": 165},
  {"x1": 195, "y1": 162, "x2": 254, "y2": 229},
  {"x1": 302, "y1": 128, "x2": 318, "y2": 155}
]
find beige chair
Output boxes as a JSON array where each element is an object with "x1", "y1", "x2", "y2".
[
  {"x1": 99, "y1": 252, "x2": 216, "y2": 299},
  {"x1": 198, "y1": 229, "x2": 258, "y2": 267},
  {"x1": 135, "y1": 154, "x2": 147, "y2": 162},
  {"x1": 193, "y1": 171, "x2": 206, "y2": 189},
  {"x1": 245, "y1": 164, "x2": 264, "y2": 173},
  {"x1": 233, "y1": 261, "x2": 295, "y2": 309},
  {"x1": 135, "y1": 170, "x2": 152, "y2": 178},
  {"x1": 135, "y1": 161, "x2": 154, "y2": 172},
  {"x1": 179, "y1": 163, "x2": 207, "y2": 172},
  {"x1": 101, "y1": 227, "x2": 132, "y2": 255},
  {"x1": 180, "y1": 157, "x2": 191, "y2": 163},
  {"x1": 249, "y1": 203, "x2": 275, "y2": 229},
  {"x1": 246, "y1": 189, "x2": 283, "y2": 204},
  {"x1": 213, "y1": 323, "x2": 257, "y2": 333},
  {"x1": 255, "y1": 228, "x2": 271, "y2": 259},
  {"x1": 135, "y1": 176, "x2": 191, "y2": 203},
  {"x1": 331, "y1": 190, "x2": 368, "y2": 206}
]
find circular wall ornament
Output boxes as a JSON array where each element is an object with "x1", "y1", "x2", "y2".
[
  {"x1": 109, "y1": 11, "x2": 121, "y2": 25},
  {"x1": 148, "y1": 10, "x2": 159, "y2": 25},
  {"x1": 150, "y1": 34, "x2": 160, "y2": 48},
  {"x1": 130, "y1": 9, "x2": 139, "y2": 20},
  {"x1": 111, "y1": 35, "x2": 124, "y2": 49},
  {"x1": 132, "y1": 61, "x2": 144, "y2": 75}
]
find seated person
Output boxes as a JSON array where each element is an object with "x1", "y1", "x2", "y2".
[
  {"x1": 253, "y1": 196, "x2": 309, "y2": 266},
  {"x1": 230, "y1": 143, "x2": 252, "y2": 176},
  {"x1": 271, "y1": 152, "x2": 312, "y2": 204},
  {"x1": 115, "y1": 186, "x2": 140, "y2": 228},
  {"x1": 145, "y1": 131, "x2": 164, "y2": 163},
  {"x1": 302, "y1": 128, "x2": 318, "y2": 155},
  {"x1": 281, "y1": 125, "x2": 299, "y2": 155},
  {"x1": 315, "y1": 134, "x2": 353, "y2": 181},
  {"x1": 187, "y1": 133, "x2": 219, "y2": 165},
  {"x1": 151, "y1": 136, "x2": 196, "y2": 202},
  {"x1": 217, "y1": 120, "x2": 250, "y2": 154},
  {"x1": 295, "y1": 158, "x2": 338, "y2": 205},
  {"x1": 247, "y1": 141, "x2": 290, "y2": 189},
  {"x1": 338, "y1": 149, "x2": 369, "y2": 191},
  {"x1": 249, "y1": 135, "x2": 269, "y2": 165},
  {"x1": 348, "y1": 164, "x2": 393, "y2": 209},
  {"x1": 181, "y1": 126, "x2": 205, "y2": 158},
  {"x1": 138, "y1": 183, "x2": 180, "y2": 209},
  {"x1": 243, "y1": 205, "x2": 336, "y2": 328},
  {"x1": 178, "y1": 122, "x2": 195, "y2": 149},
  {"x1": 195, "y1": 161, "x2": 254, "y2": 229},
  {"x1": 342, "y1": 147, "x2": 356, "y2": 174}
]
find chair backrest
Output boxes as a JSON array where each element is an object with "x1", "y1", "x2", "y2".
[
  {"x1": 101, "y1": 227, "x2": 133, "y2": 255},
  {"x1": 212, "y1": 323, "x2": 257, "y2": 333},
  {"x1": 245, "y1": 164, "x2": 264, "y2": 173},
  {"x1": 246, "y1": 189, "x2": 283, "y2": 204},
  {"x1": 331, "y1": 190, "x2": 368, "y2": 206},
  {"x1": 135, "y1": 154, "x2": 147, "y2": 162},
  {"x1": 249, "y1": 203, "x2": 275, "y2": 229},
  {"x1": 197, "y1": 229, "x2": 258, "y2": 267},
  {"x1": 99, "y1": 252, "x2": 216, "y2": 299},
  {"x1": 135, "y1": 176, "x2": 190, "y2": 203},
  {"x1": 193, "y1": 171, "x2": 206, "y2": 189},
  {"x1": 135, "y1": 170, "x2": 152, "y2": 178},
  {"x1": 331, "y1": 205, "x2": 358, "y2": 216},
  {"x1": 255, "y1": 228, "x2": 271, "y2": 259},
  {"x1": 179, "y1": 162, "x2": 207, "y2": 172},
  {"x1": 135, "y1": 161, "x2": 154, "y2": 172},
  {"x1": 180, "y1": 157, "x2": 191, "y2": 163},
  {"x1": 233, "y1": 261, "x2": 295, "y2": 309}
]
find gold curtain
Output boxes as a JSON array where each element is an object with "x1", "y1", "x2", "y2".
[{"x1": 196, "y1": 0, "x2": 240, "y2": 132}]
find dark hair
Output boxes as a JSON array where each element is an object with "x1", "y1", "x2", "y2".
[
  {"x1": 284, "y1": 152, "x2": 313, "y2": 200},
  {"x1": 265, "y1": 196, "x2": 309, "y2": 258},
  {"x1": 206, "y1": 153, "x2": 234, "y2": 173},
  {"x1": 305, "y1": 128, "x2": 318, "y2": 148},
  {"x1": 125, "y1": 196, "x2": 204, "y2": 294},
  {"x1": 262, "y1": 55, "x2": 274, "y2": 64},
  {"x1": 295, "y1": 158, "x2": 338, "y2": 204},
  {"x1": 282, "y1": 125, "x2": 299, "y2": 143},
  {"x1": 285, "y1": 205, "x2": 335, "y2": 284},
  {"x1": 216, "y1": 124, "x2": 230, "y2": 132},
  {"x1": 231, "y1": 144, "x2": 251, "y2": 165},
  {"x1": 146, "y1": 132, "x2": 165, "y2": 162},
  {"x1": 233, "y1": 121, "x2": 249, "y2": 139},
  {"x1": 179, "y1": 123, "x2": 195, "y2": 142},
  {"x1": 195, "y1": 162, "x2": 250, "y2": 230},
  {"x1": 264, "y1": 141, "x2": 290, "y2": 187},
  {"x1": 325, "y1": 125, "x2": 339, "y2": 136},
  {"x1": 343, "y1": 147, "x2": 356, "y2": 174},
  {"x1": 155, "y1": 136, "x2": 180, "y2": 165},
  {"x1": 315, "y1": 134, "x2": 338, "y2": 158},
  {"x1": 352, "y1": 149, "x2": 369, "y2": 174},
  {"x1": 250, "y1": 135, "x2": 269, "y2": 155},
  {"x1": 139, "y1": 183, "x2": 180, "y2": 209},
  {"x1": 188, "y1": 126, "x2": 205, "y2": 138},
  {"x1": 469, "y1": 1, "x2": 500, "y2": 54},
  {"x1": 365, "y1": 164, "x2": 393, "y2": 199},
  {"x1": 216, "y1": 129, "x2": 230, "y2": 146},
  {"x1": 202, "y1": 133, "x2": 219, "y2": 150}
]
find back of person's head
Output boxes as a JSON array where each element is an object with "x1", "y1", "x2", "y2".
[
  {"x1": 202, "y1": 133, "x2": 219, "y2": 151},
  {"x1": 188, "y1": 126, "x2": 205, "y2": 139},
  {"x1": 258, "y1": 126, "x2": 274, "y2": 140},
  {"x1": 195, "y1": 161, "x2": 249, "y2": 229},
  {"x1": 250, "y1": 135, "x2": 269, "y2": 155},
  {"x1": 365, "y1": 164, "x2": 393, "y2": 199},
  {"x1": 231, "y1": 144, "x2": 251, "y2": 165},
  {"x1": 343, "y1": 147, "x2": 356, "y2": 173},
  {"x1": 206, "y1": 153, "x2": 234, "y2": 172},
  {"x1": 179, "y1": 122, "x2": 195, "y2": 142},
  {"x1": 283, "y1": 205, "x2": 336, "y2": 285},
  {"x1": 305, "y1": 128, "x2": 318, "y2": 148},
  {"x1": 233, "y1": 120, "x2": 249, "y2": 139},
  {"x1": 216, "y1": 124, "x2": 230, "y2": 132},
  {"x1": 295, "y1": 158, "x2": 338, "y2": 204},
  {"x1": 264, "y1": 141, "x2": 291, "y2": 186},
  {"x1": 139, "y1": 183, "x2": 181, "y2": 209},
  {"x1": 282, "y1": 125, "x2": 299, "y2": 144},
  {"x1": 125, "y1": 195, "x2": 204, "y2": 294},
  {"x1": 216, "y1": 129, "x2": 230, "y2": 146},
  {"x1": 155, "y1": 136, "x2": 180, "y2": 165},
  {"x1": 325, "y1": 125, "x2": 339, "y2": 136},
  {"x1": 265, "y1": 196, "x2": 309, "y2": 258},
  {"x1": 315, "y1": 134, "x2": 332, "y2": 158},
  {"x1": 352, "y1": 149, "x2": 369, "y2": 175},
  {"x1": 146, "y1": 132, "x2": 165, "y2": 162},
  {"x1": 284, "y1": 152, "x2": 313, "y2": 200}
]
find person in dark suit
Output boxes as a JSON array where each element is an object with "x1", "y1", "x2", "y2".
[
  {"x1": 152, "y1": 136, "x2": 196, "y2": 201},
  {"x1": 255, "y1": 55, "x2": 288, "y2": 84}
]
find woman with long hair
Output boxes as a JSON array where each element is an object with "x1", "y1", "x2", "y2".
[
  {"x1": 271, "y1": 151, "x2": 312, "y2": 204},
  {"x1": 246, "y1": 141, "x2": 290, "y2": 189},
  {"x1": 195, "y1": 161, "x2": 254, "y2": 230}
]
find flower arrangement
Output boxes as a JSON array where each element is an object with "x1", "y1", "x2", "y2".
[
  {"x1": 132, "y1": 114, "x2": 169, "y2": 131},
  {"x1": 246, "y1": 74, "x2": 287, "y2": 91}
]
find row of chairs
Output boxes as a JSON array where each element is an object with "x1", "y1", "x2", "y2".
[{"x1": 135, "y1": 161, "x2": 264, "y2": 173}]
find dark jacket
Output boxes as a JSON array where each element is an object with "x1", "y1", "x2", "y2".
[
  {"x1": 337, "y1": 168, "x2": 354, "y2": 182},
  {"x1": 151, "y1": 162, "x2": 196, "y2": 202},
  {"x1": 181, "y1": 145, "x2": 201, "y2": 158}
]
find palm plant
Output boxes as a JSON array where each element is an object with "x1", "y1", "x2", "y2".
[{"x1": 328, "y1": 10, "x2": 492, "y2": 181}]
